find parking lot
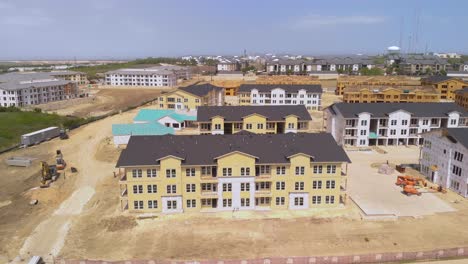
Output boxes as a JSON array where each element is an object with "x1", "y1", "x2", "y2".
[{"x1": 346, "y1": 146, "x2": 456, "y2": 218}]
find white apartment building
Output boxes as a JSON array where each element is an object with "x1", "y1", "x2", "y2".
[
  {"x1": 325, "y1": 103, "x2": 468, "y2": 147},
  {"x1": 420, "y1": 128, "x2": 468, "y2": 198},
  {"x1": 0, "y1": 72, "x2": 77, "y2": 107},
  {"x1": 238, "y1": 84, "x2": 323, "y2": 110},
  {"x1": 105, "y1": 66, "x2": 191, "y2": 87}
]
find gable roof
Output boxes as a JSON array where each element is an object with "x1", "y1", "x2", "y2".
[
  {"x1": 329, "y1": 102, "x2": 468, "y2": 118},
  {"x1": 238, "y1": 84, "x2": 322, "y2": 93},
  {"x1": 196, "y1": 105, "x2": 312, "y2": 122},
  {"x1": 422, "y1": 76, "x2": 459, "y2": 84},
  {"x1": 445, "y1": 128, "x2": 468, "y2": 149},
  {"x1": 178, "y1": 83, "x2": 223, "y2": 97},
  {"x1": 133, "y1": 109, "x2": 196, "y2": 123},
  {"x1": 116, "y1": 133, "x2": 350, "y2": 167}
]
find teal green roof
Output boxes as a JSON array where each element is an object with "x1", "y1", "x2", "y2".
[
  {"x1": 133, "y1": 109, "x2": 196, "y2": 123},
  {"x1": 112, "y1": 123, "x2": 174, "y2": 136}
]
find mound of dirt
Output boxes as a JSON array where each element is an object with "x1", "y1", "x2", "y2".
[
  {"x1": 102, "y1": 216, "x2": 137, "y2": 232},
  {"x1": 94, "y1": 137, "x2": 122, "y2": 163}
]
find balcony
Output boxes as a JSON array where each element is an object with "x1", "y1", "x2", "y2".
[
  {"x1": 255, "y1": 189, "x2": 272, "y2": 195},
  {"x1": 201, "y1": 175, "x2": 217, "y2": 180},
  {"x1": 200, "y1": 191, "x2": 217, "y2": 197},
  {"x1": 120, "y1": 188, "x2": 128, "y2": 198}
]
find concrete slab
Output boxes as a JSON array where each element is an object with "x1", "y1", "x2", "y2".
[{"x1": 346, "y1": 146, "x2": 455, "y2": 217}]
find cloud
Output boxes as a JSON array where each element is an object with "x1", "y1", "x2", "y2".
[{"x1": 292, "y1": 14, "x2": 386, "y2": 29}]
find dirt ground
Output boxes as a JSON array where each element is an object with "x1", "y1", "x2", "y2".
[{"x1": 35, "y1": 89, "x2": 164, "y2": 118}]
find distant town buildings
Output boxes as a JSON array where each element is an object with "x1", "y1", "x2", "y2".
[
  {"x1": 420, "y1": 128, "x2": 468, "y2": 198},
  {"x1": 105, "y1": 65, "x2": 191, "y2": 87},
  {"x1": 116, "y1": 133, "x2": 350, "y2": 213},
  {"x1": 325, "y1": 102, "x2": 468, "y2": 147},
  {"x1": 157, "y1": 83, "x2": 224, "y2": 111},
  {"x1": 196, "y1": 105, "x2": 312, "y2": 135},
  {"x1": 265, "y1": 56, "x2": 375, "y2": 75},
  {"x1": 0, "y1": 71, "x2": 81, "y2": 107},
  {"x1": 387, "y1": 54, "x2": 449, "y2": 75},
  {"x1": 238, "y1": 84, "x2": 322, "y2": 110}
]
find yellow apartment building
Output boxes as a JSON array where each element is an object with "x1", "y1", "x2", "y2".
[
  {"x1": 455, "y1": 87, "x2": 468, "y2": 110},
  {"x1": 116, "y1": 133, "x2": 351, "y2": 213},
  {"x1": 157, "y1": 83, "x2": 224, "y2": 111},
  {"x1": 422, "y1": 76, "x2": 468, "y2": 100},
  {"x1": 50, "y1": 71, "x2": 89, "y2": 85},
  {"x1": 195, "y1": 105, "x2": 312, "y2": 134},
  {"x1": 336, "y1": 76, "x2": 421, "y2": 95},
  {"x1": 342, "y1": 86, "x2": 441, "y2": 103}
]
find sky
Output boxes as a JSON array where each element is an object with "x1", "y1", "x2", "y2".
[{"x1": 1, "y1": 0, "x2": 467, "y2": 60}]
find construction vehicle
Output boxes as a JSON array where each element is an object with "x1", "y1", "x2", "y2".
[
  {"x1": 403, "y1": 185, "x2": 422, "y2": 196},
  {"x1": 55, "y1": 150, "x2": 66, "y2": 170},
  {"x1": 396, "y1": 175, "x2": 427, "y2": 187},
  {"x1": 40, "y1": 161, "x2": 58, "y2": 188}
]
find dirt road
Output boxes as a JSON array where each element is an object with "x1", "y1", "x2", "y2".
[{"x1": 3, "y1": 109, "x2": 135, "y2": 263}]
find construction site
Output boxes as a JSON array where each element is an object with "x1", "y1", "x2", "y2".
[{"x1": 0, "y1": 94, "x2": 467, "y2": 263}]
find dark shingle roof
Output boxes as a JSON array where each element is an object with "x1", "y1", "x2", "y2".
[
  {"x1": 329, "y1": 102, "x2": 468, "y2": 118},
  {"x1": 445, "y1": 128, "x2": 468, "y2": 149},
  {"x1": 196, "y1": 105, "x2": 312, "y2": 122},
  {"x1": 455, "y1": 87, "x2": 468, "y2": 95},
  {"x1": 179, "y1": 83, "x2": 223, "y2": 97},
  {"x1": 422, "y1": 76, "x2": 457, "y2": 84},
  {"x1": 116, "y1": 133, "x2": 350, "y2": 167},
  {"x1": 238, "y1": 84, "x2": 322, "y2": 93}
]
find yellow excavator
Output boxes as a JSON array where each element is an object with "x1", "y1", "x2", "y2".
[{"x1": 40, "y1": 161, "x2": 58, "y2": 188}]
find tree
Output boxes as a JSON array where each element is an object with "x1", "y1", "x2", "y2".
[
  {"x1": 424, "y1": 67, "x2": 433, "y2": 76},
  {"x1": 359, "y1": 67, "x2": 384, "y2": 76},
  {"x1": 286, "y1": 69, "x2": 293, "y2": 76},
  {"x1": 241, "y1": 66, "x2": 256, "y2": 74},
  {"x1": 439, "y1": 69, "x2": 447, "y2": 76}
]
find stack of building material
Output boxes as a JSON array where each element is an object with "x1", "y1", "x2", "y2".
[{"x1": 378, "y1": 164, "x2": 395, "y2": 175}]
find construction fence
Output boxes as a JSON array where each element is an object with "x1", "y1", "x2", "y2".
[{"x1": 54, "y1": 246, "x2": 468, "y2": 264}]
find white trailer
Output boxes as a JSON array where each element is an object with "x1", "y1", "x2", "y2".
[{"x1": 21, "y1": 127, "x2": 61, "y2": 146}]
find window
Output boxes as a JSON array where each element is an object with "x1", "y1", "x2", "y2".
[
  {"x1": 240, "y1": 183, "x2": 250, "y2": 191},
  {"x1": 241, "y1": 167, "x2": 250, "y2": 176},
  {"x1": 294, "y1": 197, "x2": 304, "y2": 206},
  {"x1": 255, "y1": 182, "x2": 271, "y2": 191},
  {"x1": 312, "y1": 196, "x2": 322, "y2": 204},
  {"x1": 259, "y1": 165, "x2": 270, "y2": 174},
  {"x1": 401, "y1": 129, "x2": 407, "y2": 135},
  {"x1": 167, "y1": 185, "x2": 176, "y2": 194},
  {"x1": 452, "y1": 165, "x2": 462, "y2": 177},
  {"x1": 312, "y1": 180, "x2": 322, "y2": 189},
  {"x1": 148, "y1": 200, "x2": 158, "y2": 209},
  {"x1": 276, "y1": 197, "x2": 285, "y2": 205},
  {"x1": 186, "y1": 184, "x2": 196, "y2": 192},
  {"x1": 326, "y1": 180, "x2": 336, "y2": 189},
  {"x1": 214, "y1": 124, "x2": 221, "y2": 130},
  {"x1": 360, "y1": 130, "x2": 367, "y2": 136},
  {"x1": 401, "y1": 120, "x2": 408, "y2": 126},
  {"x1": 133, "y1": 185, "x2": 143, "y2": 194},
  {"x1": 166, "y1": 169, "x2": 176, "y2": 178},
  {"x1": 132, "y1": 169, "x2": 142, "y2": 178},
  {"x1": 276, "y1": 166, "x2": 286, "y2": 175},
  {"x1": 295, "y1": 166, "x2": 305, "y2": 175},
  {"x1": 133, "y1": 200, "x2": 144, "y2": 209},
  {"x1": 185, "y1": 168, "x2": 195, "y2": 176},
  {"x1": 288, "y1": 123, "x2": 295, "y2": 129},
  {"x1": 241, "y1": 198, "x2": 250, "y2": 207},
  {"x1": 276, "y1": 181, "x2": 285, "y2": 190},
  {"x1": 246, "y1": 124, "x2": 252, "y2": 129},
  {"x1": 390, "y1": 129, "x2": 396, "y2": 135},
  {"x1": 147, "y1": 169, "x2": 157, "y2": 177},
  {"x1": 186, "y1": 199, "x2": 196, "y2": 208},
  {"x1": 360, "y1": 120, "x2": 367, "y2": 126},
  {"x1": 167, "y1": 200, "x2": 177, "y2": 209},
  {"x1": 255, "y1": 197, "x2": 271, "y2": 206},
  {"x1": 147, "y1": 184, "x2": 157, "y2": 193},
  {"x1": 390, "y1": 120, "x2": 397, "y2": 126},
  {"x1": 326, "y1": 165, "x2": 336, "y2": 174},
  {"x1": 222, "y1": 183, "x2": 232, "y2": 192},
  {"x1": 295, "y1": 182, "x2": 304, "y2": 191},
  {"x1": 257, "y1": 123, "x2": 264, "y2": 129},
  {"x1": 201, "y1": 183, "x2": 217, "y2": 192},
  {"x1": 201, "y1": 166, "x2": 212, "y2": 176},
  {"x1": 223, "y1": 168, "x2": 232, "y2": 176},
  {"x1": 422, "y1": 119, "x2": 429, "y2": 125},
  {"x1": 450, "y1": 180, "x2": 460, "y2": 190},
  {"x1": 325, "y1": 196, "x2": 335, "y2": 204},
  {"x1": 223, "y1": 199, "x2": 232, "y2": 207},
  {"x1": 313, "y1": 165, "x2": 323, "y2": 174},
  {"x1": 454, "y1": 151, "x2": 464, "y2": 162},
  {"x1": 450, "y1": 119, "x2": 457, "y2": 125}
]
